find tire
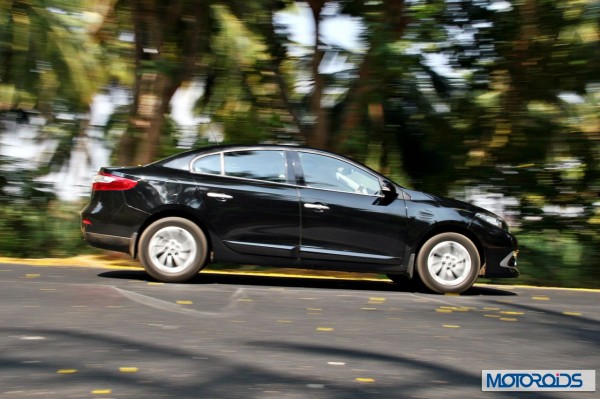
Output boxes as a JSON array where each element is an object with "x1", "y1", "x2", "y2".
[
  {"x1": 416, "y1": 232, "x2": 480, "y2": 294},
  {"x1": 138, "y1": 217, "x2": 208, "y2": 283}
]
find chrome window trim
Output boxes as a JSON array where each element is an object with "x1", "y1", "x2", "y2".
[
  {"x1": 189, "y1": 148, "x2": 291, "y2": 185},
  {"x1": 187, "y1": 146, "x2": 386, "y2": 197}
]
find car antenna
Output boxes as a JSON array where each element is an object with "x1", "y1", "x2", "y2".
[{"x1": 207, "y1": 120, "x2": 221, "y2": 147}]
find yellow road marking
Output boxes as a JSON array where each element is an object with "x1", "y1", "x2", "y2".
[
  {"x1": 316, "y1": 327, "x2": 334, "y2": 331},
  {"x1": 532, "y1": 296, "x2": 550, "y2": 300},
  {"x1": 119, "y1": 367, "x2": 138, "y2": 373},
  {"x1": 443, "y1": 325, "x2": 460, "y2": 328},
  {"x1": 176, "y1": 301, "x2": 193, "y2": 305},
  {"x1": 500, "y1": 317, "x2": 518, "y2": 322},
  {"x1": 3, "y1": 257, "x2": 600, "y2": 292},
  {"x1": 355, "y1": 378, "x2": 375, "y2": 383},
  {"x1": 57, "y1": 369, "x2": 78, "y2": 374},
  {"x1": 91, "y1": 389, "x2": 112, "y2": 395},
  {"x1": 563, "y1": 312, "x2": 582, "y2": 316}
]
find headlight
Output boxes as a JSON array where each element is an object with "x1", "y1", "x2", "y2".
[{"x1": 475, "y1": 212, "x2": 505, "y2": 229}]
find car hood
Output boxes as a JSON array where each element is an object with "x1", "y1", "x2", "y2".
[{"x1": 400, "y1": 188, "x2": 491, "y2": 217}]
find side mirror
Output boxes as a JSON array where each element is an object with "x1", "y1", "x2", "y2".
[
  {"x1": 382, "y1": 181, "x2": 396, "y2": 196},
  {"x1": 378, "y1": 181, "x2": 398, "y2": 205}
]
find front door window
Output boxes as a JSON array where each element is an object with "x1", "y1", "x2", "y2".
[{"x1": 298, "y1": 152, "x2": 381, "y2": 195}]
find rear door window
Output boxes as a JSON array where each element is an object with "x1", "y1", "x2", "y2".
[{"x1": 223, "y1": 150, "x2": 287, "y2": 183}]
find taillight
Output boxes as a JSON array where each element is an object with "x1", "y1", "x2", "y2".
[{"x1": 92, "y1": 172, "x2": 138, "y2": 191}]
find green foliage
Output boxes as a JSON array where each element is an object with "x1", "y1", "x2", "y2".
[
  {"x1": 506, "y1": 225, "x2": 600, "y2": 289},
  {"x1": 0, "y1": 0, "x2": 106, "y2": 113},
  {"x1": 0, "y1": 158, "x2": 91, "y2": 257},
  {"x1": 0, "y1": 0, "x2": 599, "y2": 289}
]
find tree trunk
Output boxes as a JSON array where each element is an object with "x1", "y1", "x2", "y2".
[
  {"x1": 334, "y1": 0, "x2": 408, "y2": 153},
  {"x1": 306, "y1": 0, "x2": 328, "y2": 149},
  {"x1": 116, "y1": 0, "x2": 207, "y2": 165}
]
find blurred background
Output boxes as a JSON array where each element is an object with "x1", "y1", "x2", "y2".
[{"x1": 0, "y1": 0, "x2": 598, "y2": 288}]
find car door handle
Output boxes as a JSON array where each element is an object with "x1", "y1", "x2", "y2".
[
  {"x1": 304, "y1": 203, "x2": 329, "y2": 211},
  {"x1": 207, "y1": 192, "x2": 233, "y2": 201}
]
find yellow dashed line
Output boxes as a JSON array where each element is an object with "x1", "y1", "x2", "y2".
[
  {"x1": 91, "y1": 389, "x2": 112, "y2": 395},
  {"x1": 147, "y1": 282, "x2": 164, "y2": 286},
  {"x1": 307, "y1": 308, "x2": 322, "y2": 311},
  {"x1": 57, "y1": 369, "x2": 78, "y2": 374},
  {"x1": 532, "y1": 296, "x2": 550, "y2": 301},
  {"x1": 361, "y1": 307, "x2": 377, "y2": 311},
  {"x1": 355, "y1": 378, "x2": 375, "y2": 383},
  {"x1": 443, "y1": 325, "x2": 460, "y2": 328},
  {"x1": 25, "y1": 274, "x2": 40, "y2": 278},
  {"x1": 500, "y1": 311, "x2": 524, "y2": 315},
  {"x1": 316, "y1": 327, "x2": 334, "y2": 332},
  {"x1": 500, "y1": 317, "x2": 518, "y2": 322},
  {"x1": 176, "y1": 301, "x2": 193, "y2": 305},
  {"x1": 119, "y1": 367, "x2": 139, "y2": 373},
  {"x1": 277, "y1": 320, "x2": 293, "y2": 323},
  {"x1": 369, "y1": 297, "x2": 386, "y2": 302},
  {"x1": 237, "y1": 299, "x2": 253, "y2": 302},
  {"x1": 563, "y1": 312, "x2": 582, "y2": 316},
  {"x1": 436, "y1": 309, "x2": 453, "y2": 313}
]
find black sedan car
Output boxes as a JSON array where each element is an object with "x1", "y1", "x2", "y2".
[{"x1": 81, "y1": 145, "x2": 518, "y2": 293}]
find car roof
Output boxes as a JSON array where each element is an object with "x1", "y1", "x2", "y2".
[{"x1": 171, "y1": 144, "x2": 340, "y2": 159}]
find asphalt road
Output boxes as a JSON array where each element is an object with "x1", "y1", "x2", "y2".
[{"x1": 0, "y1": 263, "x2": 598, "y2": 399}]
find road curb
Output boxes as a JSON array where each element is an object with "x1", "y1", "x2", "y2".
[{"x1": 1, "y1": 256, "x2": 599, "y2": 293}]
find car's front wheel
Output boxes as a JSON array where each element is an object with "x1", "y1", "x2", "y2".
[
  {"x1": 138, "y1": 217, "x2": 208, "y2": 283},
  {"x1": 416, "y1": 232, "x2": 480, "y2": 294}
]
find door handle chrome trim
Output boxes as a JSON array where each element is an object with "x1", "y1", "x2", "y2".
[
  {"x1": 207, "y1": 192, "x2": 233, "y2": 200},
  {"x1": 304, "y1": 203, "x2": 329, "y2": 211}
]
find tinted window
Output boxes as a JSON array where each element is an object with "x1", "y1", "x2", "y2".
[
  {"x1": 160, "y1": 153, "x2": 196, "y2": 170},
  {"x1": 192, "y1": 154, "x2": 222, "y2": 174},
  {"x1": 299, "y1": 152, "x2": 381, "y2": 195},
  {"x1": 223, "y1": 150, "x2": 287, "y2": 183}
]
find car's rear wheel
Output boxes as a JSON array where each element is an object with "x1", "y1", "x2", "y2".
[
  {"x1": 416, "y1": 232, "x2": 480, "y2": 294},
  {"x1": 138, "y1": 217, "x2": 208, "y2": 283}
]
